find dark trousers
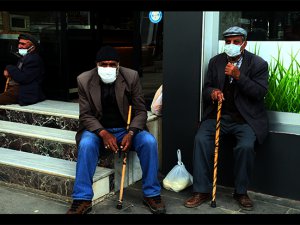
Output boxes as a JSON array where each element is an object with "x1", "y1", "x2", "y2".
[
  {"x1": 0, "y1": 85, "x2": 18, "y2": 105},
  {"x1": 192, "y1": 115, "x2": 256, "y2": 194}
]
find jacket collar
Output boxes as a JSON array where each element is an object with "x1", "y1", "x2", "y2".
[{"x1": 89, "y1": 67, "x2": 126, "y2": 114}]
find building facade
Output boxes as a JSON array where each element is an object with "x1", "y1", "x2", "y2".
[{"x1": 1, "y1": 10, "x2": 300, "y2": 201}]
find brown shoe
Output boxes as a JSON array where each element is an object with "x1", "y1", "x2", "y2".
[
  {"x1": 66, "y1": 200, "x2": 92, "y2": 214},
  {"x1": 184, "y1": 192, "x2": 210, "y2": 208},
  {"x1": 233, "y1": 193, "x2": 253, "y2": 211},
  {"x1": 143, "y1": 195, "x2": 166, "y2": 214}
]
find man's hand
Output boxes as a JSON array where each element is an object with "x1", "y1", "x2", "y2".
[
  {"x1": 211, "y1": 89, "x2": 224, "y2": 102},
  {"x1": 225, "y1": 63, "x2": 240, "y2": 80},
  {"x1": 120, "y1": 132, "x2": 133, "y2": 152},
  {"x1": 3, "y1": 69, "x2": 10, "y2": 78},
  {"x1": 99, "y1": 130, "x2": 119, "y2": 153}
]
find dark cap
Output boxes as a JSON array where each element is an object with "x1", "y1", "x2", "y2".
[
  {"x1": 96, "y1": 45, "x2": 120, "y2": 62},
  {"x1": 223, "y1": 26, "x2": 247, "y2": 38},
  {"x1": 18, "y1": 33, "x2": 39, "y2": 47}
]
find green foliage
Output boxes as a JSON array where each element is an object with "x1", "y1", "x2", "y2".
[{"x1": 264, "y1": 45, "x2": 300, "y2": 113}]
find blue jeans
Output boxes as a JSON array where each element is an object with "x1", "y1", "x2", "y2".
[{"x1": 72, "y1": 128, "x2": 161, "y2": 200}]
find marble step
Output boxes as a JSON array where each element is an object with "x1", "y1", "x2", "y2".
[
  {"x1": 0, "y1": 100, "x2": 79, "y2": 131},
  {"x1": 0, "y1": 100, "x2": 160, "y2": 192},
  {"x1": 0, "y1": 120, "x2": 77, "y2": 161},
  {"x1": 0, "y1": 120, "x2": 143, "y2": 188},
  {"x1": 0, "y1": 100, "x2": 159, "y2": 131},
  {"x1": 0, "y1": 147, "x2": 114, "y2": 203}
]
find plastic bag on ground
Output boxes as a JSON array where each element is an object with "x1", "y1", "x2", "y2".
[{"x1": 162, "y1": 149, "x2": 193, "y2": 192}]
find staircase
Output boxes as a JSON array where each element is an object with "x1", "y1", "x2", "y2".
[{"x1": 0, "y1": 100, "x2": 162, "y2": 204}]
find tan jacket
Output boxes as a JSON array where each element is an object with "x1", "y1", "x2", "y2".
[{"x1": 75, "y1": 66, "x2": 147, "y2": 145}]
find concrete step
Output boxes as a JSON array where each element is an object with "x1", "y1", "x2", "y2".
[
  {"x1": 0, "y1": 120, "x2": 143, "y2": 194},
  {"x1": 0, "y1": 100, "x2": 162, "y2": 201},
  {"x1": 0, "y1": 100, "x2": 79, "y2": 131},
  {"x1": 0, "y1": 100, "x2": 161, "y2": 167},
  {"x1": 0, "y1": 120, "x2": 77, "y2": 161},
  {"x1": 0, "y1": 100, "x2": 159, "y2": 131},
  {"x1": 0, "y1": 147, "x2": 114, "y2": 203}
]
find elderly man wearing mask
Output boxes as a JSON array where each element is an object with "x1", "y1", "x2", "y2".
[
  {"x1": 1, "y1": 33, "x2": 45, "y2": 106},
  {"x1": 66, "y1": 45, "x2": 166, "y2": 214},
  {"x1": 184, "y1": 26, "x2": 269, "y2": 211}
]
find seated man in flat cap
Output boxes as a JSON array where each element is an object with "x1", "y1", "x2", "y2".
[
  {"x1": 1, "y1": 33, "x2": 45, "y2": 106},
  {"x1": 184, "y1": 26, "x2": 269, "y2": 211},
  {"x1": 66, "y1": 45, "x2": 166, "y2": 214}
]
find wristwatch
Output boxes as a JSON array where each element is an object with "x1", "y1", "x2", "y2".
[{"x1": 128, "y1": 130, "x2": 134, "y2": 136}]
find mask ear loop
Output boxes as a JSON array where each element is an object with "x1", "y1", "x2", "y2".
[
  {"x1": 116, "y1": 64, "x2": 120, "y2": 77},
  {"x1": 240, "y1": 37, "x2": 247, "y2": 53},
  {"x1": 27, "y1": 45, "x2": 35, "y2": 53}
]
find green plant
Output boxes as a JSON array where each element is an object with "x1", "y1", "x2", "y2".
[{"x1": 264, "y1": 45, "x2": 300, "y2": 113}]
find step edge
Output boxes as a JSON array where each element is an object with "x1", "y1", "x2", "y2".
[
  {"x1": 0, "y1": 120, "x2": 76, "y2": 144},
  {"x1": 0, "y1": 100, "x2": 79, "y2": 119},
  {"x1": 0, "y1": 148, "x2": 114, "y2": 181}
]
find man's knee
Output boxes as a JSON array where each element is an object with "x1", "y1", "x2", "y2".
[
  {"x1": 194, "y1": 130, "x2": 212, "y2": 146},
  {"x1": 78, "y1": 132, "x2": 100, "y2": 153},
  {"x1": 141, "y1": 133, "x2": 157, "y2": 146},
  {"x1": 235, "y1": 141, "x2": 255, "y2": 155},
  {"x1": 135, "y1": 130, "x2": 155, "y2": 142}
]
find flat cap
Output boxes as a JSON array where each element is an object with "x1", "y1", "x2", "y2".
[
  {"x1": 18, "y1": 33, "x2": 39, "y2": 47},
  {"x1": 223, "y1": 26, "x2": 247, "y2": 38},
  {"x1": 96, "y1": 45, "x2": 120, "y2": 62}
]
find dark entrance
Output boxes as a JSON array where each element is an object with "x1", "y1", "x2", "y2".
[{"x1": 39, "y1": 11, "x2": 142, "y2": 101}]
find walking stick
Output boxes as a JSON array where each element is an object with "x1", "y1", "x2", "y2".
[
  {"x1": 211, "y1": 100, "x2": 222, "y2": 208},
  {"x1": 4, "y1": 77, "x2": 11, "y2": 92},
  {"x1": 116, "y1": 105, "x2": 132, "y2": 209}
]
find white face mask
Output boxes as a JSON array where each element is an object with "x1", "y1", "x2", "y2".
[
  {"x1": 18, "y1": 48, "x2": 28, "y2": 56},
  {"x1": 97, "y1": 66, "x2": 117, "y2": 84},
  {"x1": 224, "y1": 42, "x2": 244, "y2": 57}
]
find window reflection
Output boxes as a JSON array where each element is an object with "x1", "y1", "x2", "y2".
[
  {"x1": 0, "y1": 11, "x2": 163, "y2": 108},
  {"x1": 220, "y1": 11, "x2": 300, "y2": 41}
]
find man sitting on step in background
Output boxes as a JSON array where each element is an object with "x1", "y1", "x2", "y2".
[
  {"x1": 66, "y1": 45, "x2": 166, "y2": 214},
  {"x1": 1, "y1": 33, "x2": 45, "y2": 106}
]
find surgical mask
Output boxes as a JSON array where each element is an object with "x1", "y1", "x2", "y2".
[
  {"x1": 18, "y1": 46, "x2": 34, "y2": 56},
  {"x1": 97, "y1": 66, "x2": 117, "y2": 84},
  {"x1": 224, "y1": 42, "x2": 244, "y2": 57},
  {"x1": 18, "y1": 48, "x2": 29, "y2": 56}
]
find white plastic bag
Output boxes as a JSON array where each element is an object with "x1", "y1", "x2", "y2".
[
  {"x1": 151, "y1": 85, "x2": 163, "y2": 116},
  {"x1": 163, "y1": 149, "x2": 193, "y2": 192}
]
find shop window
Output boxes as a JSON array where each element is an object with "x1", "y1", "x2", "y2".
[{"x1": 219, "y1": 11, "x2": 300, "y2": 115}]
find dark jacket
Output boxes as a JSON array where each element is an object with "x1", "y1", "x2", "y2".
[
  {"x1": 6, "y1": 52, "x2": 45, "y2": 106},
  {"x1": 202, "y1": 50, "x2": 269, "y2": 144},
  {"x1": 75, "y1": 66, "x2": 147, "y2": 145}
]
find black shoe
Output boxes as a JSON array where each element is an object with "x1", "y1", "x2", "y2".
[
  {"x1": 66, "y1": 200, "x2": 92, "y2": 214},
  {"x1": 143, "y1": 195, "x2": 166, "y2": 214}
]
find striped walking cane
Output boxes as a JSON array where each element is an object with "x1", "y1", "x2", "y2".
[
  {"x1": 116, "y1": 105, "x2": 132, "y2": 209},
  {"x1": 211, "y1": 100, "x2": 222, "y2": 208}
]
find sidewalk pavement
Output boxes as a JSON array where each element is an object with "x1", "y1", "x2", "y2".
[{"x1": 1, "y1": 178, "x2": 300, "y2": 224}]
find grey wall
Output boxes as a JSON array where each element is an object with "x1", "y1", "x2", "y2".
[
  {"x1": 252, "y1": 132, "x2": 300, "y2": 200},
  {"x1": 162, "y1": 12, "x2": 202, "y2": 174},
  {"x1": 217, "y1": 132, "x2": 300, "y2": 201}
]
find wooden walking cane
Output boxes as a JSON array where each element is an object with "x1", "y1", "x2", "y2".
[
  {"x1": 116, "y1": 105, "x2": 132, "y2": 209},
  {"x1": 211, "y1": 100, "x2": 222, "y2": 208},
  {"x1": 4, "y1": 77, "x2": 11, "y2": 92}
]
